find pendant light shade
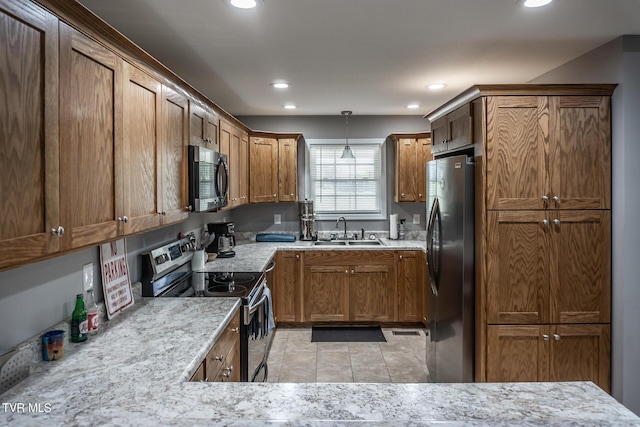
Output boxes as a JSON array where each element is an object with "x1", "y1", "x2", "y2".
[{"x1": 340, "y1": 110, "x2": 355, "y2": 159}]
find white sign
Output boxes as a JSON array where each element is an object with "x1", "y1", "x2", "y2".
[{"x1": 100, "y1": 239, "x2": 134, "y2": 319}]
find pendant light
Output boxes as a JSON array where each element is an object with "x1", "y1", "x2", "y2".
[{"x1": 340, "y1": 110, "x2": 355, "y2": 159}]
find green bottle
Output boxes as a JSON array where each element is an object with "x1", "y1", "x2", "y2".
[{"x1": 71, "y1": 293, "x2": 88, "y2": 343}]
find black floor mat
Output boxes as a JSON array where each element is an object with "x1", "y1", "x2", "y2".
[{"x1": 311, "y1": 326, "x2": 387, "y2": 343}]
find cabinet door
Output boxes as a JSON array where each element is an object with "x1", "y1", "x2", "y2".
[
  {"x1": 486, "y1": 325, "x2": 549, "y2": 382},
  {"x1": 417, "y1": 137, "x2": 432, "y2": 202},
  {"x1": 278, "y1": 138, "x2": 297, "y2": 202},
  {"x1": 486, "y1": 211, "x2": 549, "y2": 324},
  {"x1": 122, "y1": 63, "x2": 162, "y2": 234},
  {"x1": 549, "y1": 324, "x2": 610, "y2": 393},
  {"x1": 161, "y1": 86, "x2": 189, "y2": 224},
  {"x1": 486, "y1": 96, "x2": 549, "y2": 210},
  {"x1": 303, "y1": 265, "x2": 349, "y2": 322},
  {"x1": 549, "y1": 96, "x2": 611, "y2": 210},
  {"x1": 274, "y1": 251, "x2": 301, "y2": 322},
  {"x1": 446, "y1": 103, "x2": 473, "y2": 151},
  {"x1": 59, "y1": 23, "x2": 122, "y2": 251},
  {"x1": 239, "y1": 131, "x2": 249, "y2": 204},
  {"x1": 349, "y1": 264, "x2": 396, "y2": 322},
  {"x1": 549, "y1": 210, "x2": 611, "y2": 324},
  {"x1": 397, "y1": 251, "x2": 424, "y2": 322},
  {"x1": 249, "y1": 137, "x2": 278, "y2": 203},
  {"x1": 190, "y1": 362, "x2": 205, "y2": 382},
  {"x1": 228, "y1": 125, "x2": 241, "y2": 207},
  {"x1": 189, "y1": 103, "x2": 208, "y2": 148},
  {"x1": 430, "y1": 116, "x2": 449, "y2": 154},
  {"x1": 0, "y1": 2, "x2": 59, "y2": 269},
  {"x1": 395, "y1": 138, "x2": 418, "y2": 202},
  {"x1": 219, "y1": 339, "x2": 239, "y2": 382}
]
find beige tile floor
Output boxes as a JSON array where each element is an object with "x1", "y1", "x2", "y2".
[{"x1": 266, "y1": 327, "x2": 429, "y2": 383}]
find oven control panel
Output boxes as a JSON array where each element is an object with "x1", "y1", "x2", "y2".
[{"x1": 146, "y1": 238, "x2": 194, "y2": 279}]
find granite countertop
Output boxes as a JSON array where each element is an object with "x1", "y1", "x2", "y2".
[
  {"x1": 1, "y1": 296, "x2": 639, "y2": 426},
  {"x1": 201, "y1": 238, "x2": 427, "y2": 273}
]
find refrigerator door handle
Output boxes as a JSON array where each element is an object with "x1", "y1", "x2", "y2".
[{"x1": 427, "y1": 197, "x2": 440, "y2": 295}]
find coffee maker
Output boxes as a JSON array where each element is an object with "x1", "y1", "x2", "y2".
[{"x1": 206, "y1": 222, "x2": 236, "y2": 258}]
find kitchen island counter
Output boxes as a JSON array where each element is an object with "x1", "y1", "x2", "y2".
[{"x1": 1, "y1": 296, "x2": 638, "y2": 426}]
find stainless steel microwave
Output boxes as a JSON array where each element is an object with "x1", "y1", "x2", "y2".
[{"x1": 188, "y1": 145, "x2": 229, "y2": 212}]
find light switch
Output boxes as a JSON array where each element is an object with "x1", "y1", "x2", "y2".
[
  {"x1": 413, "y1": 214, "x2": 420, "y2": 225},
  {"x1": 274, "y1": 214, "x2": 282, "y2": 225},
  {"x1": 82, "y1": 263, "x2": 94, "y2": 291}
]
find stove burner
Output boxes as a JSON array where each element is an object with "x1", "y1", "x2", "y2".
[
  {"x1": 211, "y1": 273, "x2": 256, "y2": 286},
  {"x1": 206, "y1": 284, "x2": 247, "y2": 296}
]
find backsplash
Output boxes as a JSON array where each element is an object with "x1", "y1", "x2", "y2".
[{"x1": 236, "y1": 230, "x2": 426, "y2": 241}]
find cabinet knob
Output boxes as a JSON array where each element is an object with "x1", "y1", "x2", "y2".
[
  {"x1": 399, "y1": 255, "x2": 403, "y2": 260},
  {"x1": 542, "y1": 195, "x2": 549, "y2": 204},
  {"x1": 401, "y1": 193, "x2": 405, "y2": 197},
  {"x1": 351, "y1": 269, "x2": 354, "y2": 274},
  {"x1": 542, "y1": 334, "x2": 549, "y2": 341},
  {"x1": 50, "y1": 226, "x2": 64, "y2": 237},
  {"x1": 553, "y1": 219, "x2": 560, "y2": 225},
  {"x1": 553, "y1": 195, "x2": 560, "y2": 203},
  {"x1": 553, "y1": 334, "x2": 561, "y2": 341},
  {"x1": 542, "y1": 219, "x2": 549, "y2": 226},
  {"x1": 418, "y1": 193, "x2": 422, "y2": 197},
  {"x1": 345, "y1": 270, "x2": 348, "y2": 274},
  {"x1": 157, "y1": 211, "x2": 166, "y2": 216},
  {"x1": 186, "y1": 205, "x2": 193, "y2": 212},
  {"x1": 273, "y1": 194, "x2": 277, "y2": 197},
  {"x1": 231, "y1": 327, "x2": 239, "y2": 333},
  {"x1": 118, "y1": 216, "x2": 129, "y2": 223},
  {"x1": 295, "y1": 254, "x2": 300, "y2": 259},
  {"x1": 214, "y1": 355, "x2": 224, "y2": 361},
  {"x1": 290, "y1": 193, "x2": 294, "y2": 197}
]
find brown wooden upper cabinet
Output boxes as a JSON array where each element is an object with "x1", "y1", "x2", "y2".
[
  {"x1": 249, "y1": 135, "x2": 298, "y2": 203},
  {"x1": 487, "y1": 210, "x2": 611, "y2": 325},
  {"x1": 486, "y1": 96, "x2": 611, "y2": 210},
  {"x1": 189, "y1": 101, "x2": 219, "y2": 151},
  {"x1": 393, "y1": 134, "x2": 432, "y2": 202},
  {"x1": 0, "y1": 0, "x2": 60, "y2": 270},
  {"x1": 220, "y1": 119, "x2": 249, "y2": 208},
  {"x1": 430, "y1": 103, "x2": 472, "y2": 155}
]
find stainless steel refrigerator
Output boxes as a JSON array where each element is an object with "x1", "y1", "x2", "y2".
[{"x1": 425, "y1": 154, "x2": 474, "y2": 382}]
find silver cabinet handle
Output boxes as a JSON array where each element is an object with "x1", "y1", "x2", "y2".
[
  {"x1": 50, "y1": 226, "x2": 64, "y2": 237},
  {"x1": 542, "y1": 219, "x2": 549, "y2": 226},
  {"x1": 345, "y1": 270, "x2": 348, "y2": 274},
  {"x1": 418, "y1": 193, "x2": 422, "y2": 197},
  {"x1": 351, "y1": 269, "x2": 354, "y2": 274},
  {"x1": 157, "y1": 211, "x2": 166, "y2": 215},
  {"x1": 401, "y1": 193, "x2": 405, "y2": 197},
  {"x1": 273, "y1": 194, "x2": 277, "y2": 197},
  {"x1": 295, "y1": 254, "x2": 300, "y2": 259},
  {"x1": 554, "y1": 219, "x2": 560, "y2": 225},
  {"x1": 186, "y1": 205, "x2": 193, "y2": 212},
  {"x1": 231, "y1": 327, "x2": 239, "y2": 333},
  {"x1": 118, "y1": 216, "x2": 129, "y2": 223},
  {"x1": 553, "y1": 334, "x2": 561, "y2": 341},
  {"x1": 399, "y1": 255, "x2": 403, "y2": 260},
  {"x1": 553, "y1": 195, "x2": 560, "y2": 203},
  {"x1": 214, "y1": 355, "x2": 224, "y2": 361},
  {"x1": 542, "y1": 195, "x2": 549, "y2": 202},
  {"x1": 542, "y1": 334, "x2": 549, "y2": 341}
]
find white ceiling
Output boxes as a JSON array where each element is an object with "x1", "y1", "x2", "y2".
[{"x1": 77, "y1": 0, "x2": 640, "y2": 116}]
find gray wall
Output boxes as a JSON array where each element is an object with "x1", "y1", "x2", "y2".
[
  {"x1": 0, "y1": 211, "x2": 228, "y2": 353},
  {"x1": 234, "y1": 115, "x2": 428, "y2": 235},
  {"x1": 530, "y1": 35, "x2": 640, "y2": 414}
]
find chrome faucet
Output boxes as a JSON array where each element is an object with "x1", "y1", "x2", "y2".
[{"x1": 336, "y1": 216, "x2": 348, "y2": 239}]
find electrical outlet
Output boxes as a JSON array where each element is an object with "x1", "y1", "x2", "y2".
[
  {"x1": 82, "y1": 263, "x2": 94, "y2": 291},
  {"x1": 274, "y1": 214, "x2": 282, "y2": 225},
  {"x1": 413, "y1": 214, "x2": 420, "y2": 225}
]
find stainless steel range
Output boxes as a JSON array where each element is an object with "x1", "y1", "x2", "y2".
[{"x1": 141, "y1": 238, "x2": 274, "y2": 382}]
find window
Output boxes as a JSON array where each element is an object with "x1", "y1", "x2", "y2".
[{"x1": 307, "y1": 139, "x2": 386, "y2": 220}]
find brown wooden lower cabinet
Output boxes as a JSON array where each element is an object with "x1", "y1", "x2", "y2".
[
  {"x1": 273, "y1": 251, "x2": 302, "y2": 323},
  {"x1": 190, "y1": 307, "x2": 240, "y2": 382},
  {"x1": 303, "y1": 265, "x2": 350, "y2": 322},
  {"x1": 486, "y1": 324, "x2": 610, "y2": 392},
  {"x1": 397, "y1": 251, "x2": 425, "y2": 323}
]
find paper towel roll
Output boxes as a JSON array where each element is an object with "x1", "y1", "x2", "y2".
[{"x1": 390, "y1": 214, "x2": 398, "y2": 240}]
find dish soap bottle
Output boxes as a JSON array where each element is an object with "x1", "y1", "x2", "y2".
[{"x1": 71, "y1": 293, "x2": 88, "y2": 342}]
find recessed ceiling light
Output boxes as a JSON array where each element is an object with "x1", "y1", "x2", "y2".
[
  {"x1": 227, "y1": 0, "x2": 261, "y2": 9},
  {"x1": 271, "y1": 82, "x2": 290, "y2": 89},
  {"x1": 522, "y1": 0, "x2": 552, "y2": 8},
  {"x1": 407, "y1": 104, "x2": 421, "y2": 109},
  {"x1": 283, "y1": 104, "x2": 297, "y2": 110},
  {"x1": 427, "y1": 83, "x2": 447, "y2": 90}
]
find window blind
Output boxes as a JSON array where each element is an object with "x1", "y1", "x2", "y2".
[{"x1": 309, "y1": 144, "x2": 382, "y2": 214}]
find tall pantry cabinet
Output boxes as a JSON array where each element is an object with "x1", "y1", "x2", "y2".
[{"x1": 427, "y1": 85, "x2": 615, "y2": 392}]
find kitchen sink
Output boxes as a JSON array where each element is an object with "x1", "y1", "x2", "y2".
[{"x1": 313, "y1": 240, "x2": 383, "y2": 246}]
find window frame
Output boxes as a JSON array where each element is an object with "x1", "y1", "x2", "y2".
[{"x1": 304, "y1": 138, "x2": 387, "y2": 220}]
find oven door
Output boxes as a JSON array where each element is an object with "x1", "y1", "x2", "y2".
[{"x1": 242, "y1": 279, "x2": 274, "y2": 382}]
